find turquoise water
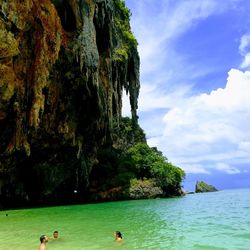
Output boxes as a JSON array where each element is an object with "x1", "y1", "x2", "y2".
[{"x1": 0, "y1": 188, "x2": 250, "y2": 250}]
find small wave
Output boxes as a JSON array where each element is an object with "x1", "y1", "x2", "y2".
[{"x1": 193, "y1": 244, "x2": 227, "y2": 250}]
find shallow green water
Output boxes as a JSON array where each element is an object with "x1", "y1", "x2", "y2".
[{"x1": 0, "y1": 188, "x2": 250, "y2": 250}]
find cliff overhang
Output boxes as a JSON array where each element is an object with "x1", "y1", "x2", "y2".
[{"x1": 0, "y1": 0, "x2": 139, "y2": 208}]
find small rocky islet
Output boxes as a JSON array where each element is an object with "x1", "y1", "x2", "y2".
[{"x1": 195, "y1": 181, "x2": 218, "y2": 193}]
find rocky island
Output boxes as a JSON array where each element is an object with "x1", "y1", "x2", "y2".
[{"x1": 195, "y1": 181, "x2": 218, "y2": 193}]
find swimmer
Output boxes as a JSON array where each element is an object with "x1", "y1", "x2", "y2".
[
  {"x1": 52, "y1": 230, "x2": 59, "y2": 239},
  {"x1": 38, "y1": 235, "x2": 48, "y2": 250},
  {"x1": 48, "y1": 230, "x2": 60, "y2": 240},
  {"x1": 114, "y1": 231, "x2": 123, "y2": 241}
]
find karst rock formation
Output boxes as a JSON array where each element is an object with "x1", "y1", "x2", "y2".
[{"x1": 0, "y1": 0, "x2": 139, "y2": 207}]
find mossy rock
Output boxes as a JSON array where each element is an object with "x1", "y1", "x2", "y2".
[
  {"x1": 0, "y1": 29, "x2": 19, "y2": 58},
  {"x1": 129, "y1": 178, "x2": 163, "y2": 199},
  {"x1": 195, "y1": 181, "x2": 218, "y2": 193}
]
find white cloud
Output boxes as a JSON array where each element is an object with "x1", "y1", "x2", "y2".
[
  {"x1": 239, "y1": 141, "x2": 250, "y2": 152},
  {"x1": 200, "y1": 69, "x2": 250, "y2": 110},
  {"x1": 139, "y1": 68, "x2": 250, "y2": 175},
  {"x1": 129, "y1": 0, "x2": 223, "y2": 78},
  {"x1": 215, "y1": 163, "x2": 241, "y2": 174},
  {"x1": 129, "y1": 0, "x2": 240, "y2": 78},
  {"x1": 122, "y1": 90, "x2": 131, "y2": 117},
  {"x1": 239, "y1": 34, "x2": 250, "y2": 55},
  {"x1": 148, "y1": 69, "x2": 250, "y2": 174},
  {"x1": 239, "y1": 34, "x2": 250, "y2": 69},
  {"x1": 179, "y1": 164, "x2": 211, "y2": 174},
  {"x1": 138, "y1": 84, "x2": 192, "y2": 113},
  {"x1": 241, "y1": 52, "x2": 250, "y2": 69}
]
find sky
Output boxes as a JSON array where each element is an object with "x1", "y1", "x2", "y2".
[{"x1": 123, "y1": 0, "x2": 250, "y2": 191}]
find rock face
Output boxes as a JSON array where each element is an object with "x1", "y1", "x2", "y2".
[
  {"x1": 129, "y1": 179, "x2": 163, "y2": 199},
  {"x1": 0, "y1": 0, "x2": 139, "y2": 207},
  {"x1": 195, "y1": 181, "x2": 218, "y2": 193}
]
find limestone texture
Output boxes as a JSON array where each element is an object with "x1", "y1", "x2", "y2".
[{"x1": 0, "y1": 0, "x2": 139, "y2": 208}]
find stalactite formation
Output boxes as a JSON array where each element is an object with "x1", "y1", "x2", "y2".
[{"x1": 0, "y1": 0, "x2": 139, "y2": 207}]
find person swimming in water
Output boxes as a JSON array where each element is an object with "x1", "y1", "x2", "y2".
[
  {"x1": 38, "y1": 235, "x2": 48, "y2": 250},
  {"x1": 114, "y1": 231, "x2": 123, "y2": 241},
  {"x1": 48, "y1": 230, "x2": 60, "y2": 241},
  {"x1": 52, "y1": 230, "x2": 59, "y2": 239}
]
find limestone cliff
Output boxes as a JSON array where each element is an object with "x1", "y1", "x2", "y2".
[{"x1": 0, "y1": 0, "x2": 139, "y2": 207}]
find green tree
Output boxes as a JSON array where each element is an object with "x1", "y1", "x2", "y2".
[
  {"x1": 112, "y1": 117, "x2": 146, "y2": 151},
  {"x1": 125, "y1": 143, "x2": 185, "y2": 195},
  {"x1": 91, "y1": 118, "x2": 185, "y2": 197}
]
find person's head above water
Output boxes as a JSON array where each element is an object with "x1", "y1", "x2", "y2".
[
  {"x1": 53, "y1": 231, "x2": 59, "y2": 239},
  {"x1": 40, "y1": 235, "x2": 48, "y2": 243},
  {"x1": 114, "y1": 231, "x2": 122, "y2": 240}
]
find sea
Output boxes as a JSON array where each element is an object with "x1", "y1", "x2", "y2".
[{"x1": 0, "y1": 188, "x2": 249, "y2": 250}]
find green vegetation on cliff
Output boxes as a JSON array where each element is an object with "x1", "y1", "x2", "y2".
[
  {"x1": 112, "y1": 0, "x2": 138, "y2": 61},
  {"x1": 90, "y1": 117, "x2": 185, "y2": 200},
  {"x1": 126, "y1": 143, "x2": 185, "y2": 195}
]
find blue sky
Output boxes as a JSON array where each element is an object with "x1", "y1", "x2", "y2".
[{"x1": 123, "y1": 0, "x2": 250, "y2": 191}]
